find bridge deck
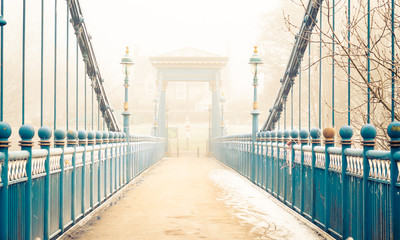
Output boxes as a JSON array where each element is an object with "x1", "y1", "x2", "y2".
[{"x1": 61, "y1": 155, "x2": 326, "y2": 240}]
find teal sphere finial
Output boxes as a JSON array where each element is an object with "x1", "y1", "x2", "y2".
[
  {"x1": 67, "y1": 130, "x2": 78, "y2": 140},
  {"x1": 54, "y1": 129, "x2": 67, "y2": 140},
  {"x1": 299, "y1": 129, "x2": 309, "y2": 139},
  {"x1": 0, "y1": 15, "x2": 6, "y2": 27},
  {"x1": 19, "y1": 124, "x2": 35, "y2": 140},
  {"x1": 109, "y1": 132, "x2": 114, "y2": 139},
  {"x1": 95, "y1": 131, "x2": 102, "y2": 139},
  {"x1": 290, "y1": 129, "x2": 299, "y2": 139},
  {"x1": 0, "y1": 122, "x2": 12, "y2": 141},
  {"x1": 310, "y1": 128, "x2": 321, "y2": 139},
  {"x1": 38, "y1": 126, "x2": 52, "y2": 140},
  {"x1": 283, "y1": 130, "x2": 290, "y2": 138},
  {"x1": 102, "y1": 131, "x2": 109, "y2": 140},
  {"x1": 87, "y1": 131, "x2": 95, "y2": 140},
  {"x1": 339, "y1": 125, "x2": 353, "y2": 140},
  {"x1": 265, "y1": 131, "x2": 271, "y2": 138},
  {"x1": 387, "y1": 121, "x2": 400, "y2": 140},
  {"x1": 360, "y1": 124, "x2": 377, "y2": 141},
  {"x1": 277, "y1": 130, "x2": 283, "y2": 138},
  {"x1": 78, "y1": 130, "x2": 87, "y2": 140},
  {"x1": 270, "y1": 130, "x2": 276, "y2": 138}
]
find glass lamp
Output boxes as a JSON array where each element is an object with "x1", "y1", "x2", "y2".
[
  {"x1": 249, "y1": 46, "x2": 263, "y2": 75},
  {"x1": 120, "y1": 46, "x2": 134, "y2": 76}
]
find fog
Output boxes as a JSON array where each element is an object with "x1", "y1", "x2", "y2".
[{"x1": 1, "y1": 0, "x2": 299, "y2": 150}]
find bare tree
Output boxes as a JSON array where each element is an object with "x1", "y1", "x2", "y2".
[{"x1": 280, "y1": 0, "x2": 399, "y2": 149}]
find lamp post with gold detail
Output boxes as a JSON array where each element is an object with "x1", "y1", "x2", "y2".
[
  {"x1": 249, "y1": 46, "x2": 263, "y2": 182},
  {"x1": 120, "y1": 47, "x2": 134, "y2": 136}
]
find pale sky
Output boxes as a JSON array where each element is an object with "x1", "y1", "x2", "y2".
[
  {"x1": 80, "y1": 0, "x2": 282, "y2": 94},
  {"x1": 81, "y1": 0, "x2": 281, "y2": 56}
]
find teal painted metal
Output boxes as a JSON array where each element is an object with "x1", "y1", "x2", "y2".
[
  {"x1": 391, "y1": 1, "x2": 395, "y2": 122},
  {"x1": 308, "y1": 43, "x2": 310, "y2": 130},
  {"x1": 367, "y1": 0, "x2": 371, "y2": 123},
  {"x1": 54, "y1": 0, "x2": 57, "y2": 130},
  {"x1": 40, "y1": 0, "x2": 44, "y2": 126},
  {"x1": 319, "y1": 4, "x2": 322, "y2": 130},
  {"x1": 87, "y1": 131, "x2": 95, "y2": 209},
  {"x1": 19, "y1": 125, "x2": 34, "y2": 240},
  {"x1": 250, "y1": 47, "x2": 262, "y2": 184},
  {"x1": 0, "y1": 122, "x2": 11, "y2": 239},
  {"x1": 121, "y1": 51, "x2": 131, "y2": 137},
  {"x1": 388, "y1": 122, "x2": 400, "y2": 239},
  {"x1": 299, "y1": 129, "x2": 308, "y2": 214},
  {"x1": 22, "y1": 0, "x2": 26, "y2": 125},
  {"x1": 212, "y1": 122, "x2": 400, "y2": 240},
  {"x1": 39, "y1": 126, "x2": 52, "y2": 240},
  {"x1": 92, "y1": 85, "x2": 94, "y2": 129},
  {"x1": 299, "y1": 61, "x2": 301, "y2": 128},
  {"x1": 84, "y1": 63, "x2": 87, "y2": 130},
  {"x1": 323, "y1": 129, "x2": 334, "y2": 232},
  {"x1": 361, "y1": 124, "x2": 376, "y2": 239},
  {"x1": 347, "y1": 0, "x2": 351, "y2": 125},
  {"x1": 340, "y1": 125, "x2": 352, "y2": 239},
  {"x1": 76, "y1": 40, "x2": 79, "y2": 130},
  {"x1": 0, "y1": 0, "x2": 4, "y2": 121},
  {"x1": 54, "y1": 129, "x2": 66, "y2": 234},
  {"x1": 78, "y1": 130, "x2": 87, "y2": 217},
  {"x1": 0, "y1": 122, "x2": 165, "y2": 239},
  {"x1": 67, "y1": 130, "x2": 78, "y2": 224},
  {"x1": 332, "y1": 0, "x2": 335, "y2": 127},
  {"x1": 66, "y1": 6, "x2": 69, "y2": 130},
  {"x1": 291, "y1": 83, "x2": 293, "y2": 130},
  {"x1": 310, "y1": 127, "x2": 320, "y2": 222}
]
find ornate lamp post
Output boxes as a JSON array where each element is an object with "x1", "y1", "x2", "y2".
[
  {"x1": 220, "y1": 91, "x2": 225, "y2": 136},
  {"x1": 153, "y1": 97, "x2": 159, "y2": 136},
  {"x1": 120, "y1": 47, "x2": 134, "y2": 136},
  {"x1": 249, "y1": 46, "x2": 263, "y2": 182}
]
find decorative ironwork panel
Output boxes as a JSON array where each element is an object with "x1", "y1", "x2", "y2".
[
  {"x1": 9, "y1": 157, "x2": 28, "y2": 181},
  {"x1": 329, "y1": 154, "x2": 342, "y2": 171},
  {"x1": 369, "y1": 159, "x2": 390, "y2": 181},
  {"x1": 347, "y1": 155, "x2": 363, "y2": 176},
  {"x1": 315, "y1": 152, "x2": 325, "y2": 168},
  {"x1": 304, "y1": 151, "x2": 312, "y2": 166}
]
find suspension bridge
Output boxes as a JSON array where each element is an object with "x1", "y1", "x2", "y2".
[{"x1": 0, "y1": 0, "x2": 399, "y2": 239}]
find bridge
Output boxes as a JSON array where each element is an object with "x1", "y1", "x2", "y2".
[{"x1": 0, "y1": 0, "x2": 399, "y2": 239}]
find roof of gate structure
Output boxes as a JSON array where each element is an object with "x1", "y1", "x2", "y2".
[{"x1": 149, "y1": 47, "x2": 228, "y2": 68}]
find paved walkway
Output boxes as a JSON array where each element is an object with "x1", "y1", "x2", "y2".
[{"x1": 62, "y1": 156, "x2": 327, "y2": 240}]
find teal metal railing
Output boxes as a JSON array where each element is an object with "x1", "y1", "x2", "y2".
[
  {"x1": 0, "y1": 123, "x2": 165, "y2": 240},
  {"x1": 213, "y1": 122, "x2": 400, "y2": 240}
]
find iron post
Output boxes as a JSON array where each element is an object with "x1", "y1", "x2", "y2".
[
  {"x1": 78, "y1": 130, "x2": 87, "y2": 216},
  {"x1": 19, "y1": 124, "x2": 34, "y2": 240},
  {"x1": 361, "y1": 124, "x2": 376, "y2": 239},
  {"x1": 54, "y1": 129, "x2": 66, "y2": 233},
  {"x1": 249, "y1": 46, "x2": 263, "y2": 184},
  {"x1": 339, "y1": 125, "x2": 353, "y2": 239},
  {"x1": 120, "y1": 47, "x2": 134, "y2": 137},
  {"x1": 388, "y1": 121, "x2": 400, "y2": 239},
  {"x1": 323, "y1": 127, "x2": 335, "y2": 231},
  {"x1": 0, "y1": 122, "x2": 11, "y2": 240},
  {"x1": 38, "y1": 126, "x2": 52, "y2": 240}
]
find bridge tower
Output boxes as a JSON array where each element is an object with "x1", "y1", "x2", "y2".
[{"x1": 149, "y1": 48, "x2": 228, "y2": 151}]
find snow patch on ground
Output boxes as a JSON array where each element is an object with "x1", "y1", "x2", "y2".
[{"x1": 209, "y1": 169, "x2": 325, "y2": 240}]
